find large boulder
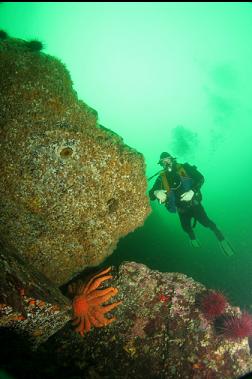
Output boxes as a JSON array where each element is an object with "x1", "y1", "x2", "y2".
[{"x1": 0, "y1": 34, "x2": 151, "y2": 285}]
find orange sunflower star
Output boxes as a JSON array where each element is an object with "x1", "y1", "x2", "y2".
[{"x1": 68, "y1": 267, "x2": 122, "y2": 336}]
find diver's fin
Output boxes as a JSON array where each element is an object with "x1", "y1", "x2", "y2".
[
  {"x1": 219, "y1": 239, "x2": 235, "y2": 257},
  {"x1": 190, "y1": 238, "x2": 201, "y2": 248}
]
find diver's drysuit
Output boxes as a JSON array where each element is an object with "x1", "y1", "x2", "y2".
[{"x1": 149, "y1": 162, "x2": 224, "y2": 242}]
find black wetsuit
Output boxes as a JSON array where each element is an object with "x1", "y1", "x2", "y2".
[{"x1": 149, "y1": 162, "x2": 224, "y2": 242}]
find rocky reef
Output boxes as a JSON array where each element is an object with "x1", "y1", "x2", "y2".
[
  {"x1": 0, "y1": 34, "x2": 151, "y2": 285},
  {"x1": 1, "y1": 32, "x2": 251, "y2": 379},
  {"x1": 0, "y1": 240, "x2": 71, "y2": 349},
  {"x1": 2, "y1": 261, "x2": 250, "y2": 379}
]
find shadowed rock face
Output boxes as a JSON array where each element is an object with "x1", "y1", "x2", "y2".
[
  {"x1": 0, "y1": 36, "x2": 151, "y2": 285},
  {"x1": 0, "y1": 240, "x2": 71, "y2": 349}
]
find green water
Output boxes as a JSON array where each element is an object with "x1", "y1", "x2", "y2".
[{"x1": 1, "y1": 2, "x2": 252, "y2": 310}]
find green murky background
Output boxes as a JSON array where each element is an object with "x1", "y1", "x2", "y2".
[{"x1": 1, "y1": 2, "x2": 252, "y2": 310}]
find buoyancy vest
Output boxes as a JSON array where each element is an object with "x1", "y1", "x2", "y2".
[
  {"x1": 160, "y1": 164, "x2": 189, "y2": 193},
  {"x1": 160, "y1": 164, "x2": 194, "y2": 213}
]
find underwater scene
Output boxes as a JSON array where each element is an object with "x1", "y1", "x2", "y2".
[{"x1": 1, "y1": 2, "x2": 252, "y2": 379}]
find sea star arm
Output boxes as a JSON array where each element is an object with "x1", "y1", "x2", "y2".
[
  {"x1": 74, "y1": 315, "x2": 85, "y2": 335},
  {"x1": 83, "y1": 267, "x2": 112, "y2": 295},
  {"x1": 88, "y1": 313, "x2": 104, "y2": 328},
  {"x1": 85, "y1": 275, "x2": 113, "y2": 295},
  {"x1": 100, "y1": 301, "x2": 123, "y2": 315},
  {"x1": 90, "y1": 288, "x2": 118, "y2": 306},
  {"x1": 87, "y1": 287, "x2": 117, "y2": 301},
  {"x1": 84, "y1": 313, "x2": 91, "y2": 333}
]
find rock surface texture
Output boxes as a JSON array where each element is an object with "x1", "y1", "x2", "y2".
[
  {"x1": 0, "y1": 35, "x2": 151, "y2": 285},
  {"x1": 35, "y1": 262, "x2": 252, "y2": 379},
  {"x1": 0, "y1": 241, "x2": 71, "y2": 349}
]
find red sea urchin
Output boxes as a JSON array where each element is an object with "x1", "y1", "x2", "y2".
[
  {"x1": 220, "y1": 312, "x2": 252, "y2": 340},
  {"x1": 200, "y1": 291, "x2": 228, "y2": 320}
]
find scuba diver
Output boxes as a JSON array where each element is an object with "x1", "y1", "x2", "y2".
[{"x1": 148, "y1": 152, "x2": 234, "y2": 256}]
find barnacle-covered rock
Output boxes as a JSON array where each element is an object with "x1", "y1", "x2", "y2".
[
  {"x1": 0, "y1": 34, "x2": 151, "y2": 285},
  {"x1": 0, "y1": 240, "x2": 71, "y2": 349},
  {"x1": 38, "y1": 262, "x2": 252, "y2": 379}
]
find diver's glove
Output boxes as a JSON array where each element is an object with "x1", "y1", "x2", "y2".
[
  {"x1": 180, "y1": 190, "x2": 194, "y2": 202},
  {"x1": 154, "y1": 189, "x2": 167, "y2": 204}
]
